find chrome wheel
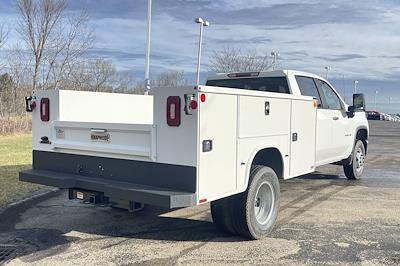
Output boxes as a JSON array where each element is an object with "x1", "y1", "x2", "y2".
[
  {"x1": 254, "y1": 181, "x2": 275, "y2": 226},
  {"x1": 355, "y1": 147, "x2": 365, "y2": 173}
]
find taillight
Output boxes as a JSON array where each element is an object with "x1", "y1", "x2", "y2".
[
  {"x1": 190, "y1": 100, "x2": 198, "y2": 110},
  {"x1": 166, "y1": 96, "x2": 181, "y2": 126},
  {"x1": 40, "y1": 98, "x2": 50, "y2": 122},
  {"x1": 200, "y1": 93, "x2": 206, "y2": 102}
]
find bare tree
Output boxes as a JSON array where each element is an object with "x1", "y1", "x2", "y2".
[
  {"x1": 153, "y1": 70, "x2": 188, "y2": 87},
  {"x1": 42, "y1": 10, "x2": 94, "y2": 89},
  {"x1": 65, "y1": 59, "x2": 115, "y2": 92},
  {"x1": 209, "y1": 47, "x2": 272, "y2": 73},
  {"x1": 113, "y1": 71, "x2": 136, "y2": 93},
  {"x1": 0, "y1": 23, "x2": 9, "y2": 49},
  {"x1": 16, "y1": 0, "x2": 94, "y2": 90},
  {"x1": 87, "y1": 59, "x2": 115, "y2": 92}
]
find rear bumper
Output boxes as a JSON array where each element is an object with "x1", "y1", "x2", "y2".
[
  {"x1": 19, "y1": 150, "x2": 197, "y2": 208},
  {"x1": 19, "y1": 169, "x2": 197, "y2": 208}
]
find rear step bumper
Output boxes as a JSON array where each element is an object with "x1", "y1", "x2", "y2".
[{"x1": 19, "y1": 169, "x2": 197, "y2": 208}]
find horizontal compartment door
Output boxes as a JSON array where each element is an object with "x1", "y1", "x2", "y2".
[{"x1": 51, "y1": 121, "x2": 156, "y2": 160}]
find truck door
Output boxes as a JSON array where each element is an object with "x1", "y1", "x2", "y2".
[
  {"x1": 295, "y1": 76, "x2": 332, "y2": 164},
  {"x1": 315, "y1": 80, "x2": 352, "y2": 160}
]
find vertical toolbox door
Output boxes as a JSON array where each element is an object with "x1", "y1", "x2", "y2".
[
  {"x1": 198, "y1": 93, "x2": 238, "y2": 202},
  {"x1": 290, "y1": 99, "x2": 317, "y2": 177}
]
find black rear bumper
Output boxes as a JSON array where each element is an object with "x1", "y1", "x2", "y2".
[
  {"x1": 19, "y1": 169, "x2": 196, "y2": 208},
  {"x1": 19, "y1": 151, "x2": 197, "y2": 208}
]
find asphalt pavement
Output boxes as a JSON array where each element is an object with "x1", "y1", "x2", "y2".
[{"x1": 0, "y1": 121, "x2": 399, "y2": 265}]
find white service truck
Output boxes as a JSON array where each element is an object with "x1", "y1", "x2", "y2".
[{"x1": 20, "y1": 70, "x2": 368, "y2": 239}]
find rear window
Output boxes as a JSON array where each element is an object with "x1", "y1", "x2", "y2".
[{"x1": 206, "y1": 77, "x2": 290, "y2": 94}]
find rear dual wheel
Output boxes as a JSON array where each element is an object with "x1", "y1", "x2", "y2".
[{"x1": 211, "y1": 165, "x2": 280, "y2": 240}]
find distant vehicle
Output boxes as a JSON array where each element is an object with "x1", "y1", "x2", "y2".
[
  {"x1": 20, "y1": 70, "x2": 369, "y2": 240},
  {"x1": 382, "y1": 114, "x2": 392, "y2": 121},
  {"x1": 366, "y1": 111, "x2": 381, "y2": 120}
]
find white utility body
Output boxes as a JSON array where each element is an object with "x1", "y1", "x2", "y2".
[{"x1": 21, "y1": 70, "x2": 369, "y2": 239}]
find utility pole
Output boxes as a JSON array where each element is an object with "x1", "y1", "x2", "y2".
[
  {"x1": 144, "y1": 0, "x2": 152, "y2": 95},
  {"x1": 374, "y1": 90, "x2": 378, "y2": 110}
]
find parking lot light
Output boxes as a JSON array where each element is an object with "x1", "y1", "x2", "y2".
[
  {"x1": 354, "y1": 80, "x2": 359, "y2": 93},
  {"x1": 195, "y1": 17, "x2": 210, "y2": 85}
]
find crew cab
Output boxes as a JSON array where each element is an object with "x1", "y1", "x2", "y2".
[{"x1": 20, "y1": 70, "x2": 368, "y2": 239}]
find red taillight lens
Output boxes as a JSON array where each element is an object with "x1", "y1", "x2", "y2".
[
  {"x1": 200, "y1": 93, "x2": 206, "y2": 102},
  {"x1": 166, "y1": 96, "x2": 181, "y2": 127},
  {"x1": 190, "y1": 100, "x2": 198, "y2": 110},
  {"x1": 40, "y1": 98, "x2": 50, "y2": 122}
]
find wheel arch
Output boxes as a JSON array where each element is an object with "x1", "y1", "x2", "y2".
[
  {"x1": 355, "y1": 126, "x2": 368, "y2": 154},
  {"x1": 244, "y1": 146, "x2": 284, "y2": 191}
]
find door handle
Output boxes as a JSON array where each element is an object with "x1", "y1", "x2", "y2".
[{"x1": 333, "y1": 116, "x2": 339, "y2": 121}]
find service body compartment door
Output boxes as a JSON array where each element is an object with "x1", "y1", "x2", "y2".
[
  {"x1": 198, "y1": 93, "x2": 237, "y2": 202},
  {"x1": 289, "y1": 99, "x2": 317, "y2": 177}
]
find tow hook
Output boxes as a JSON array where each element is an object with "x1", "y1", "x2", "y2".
[{"x1": 25, "y1": 96, "x2": 36, "y2": 112}]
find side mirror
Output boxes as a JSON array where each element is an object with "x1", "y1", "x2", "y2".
[
  {"x1": 353, "y1": 93, "x2": 366, "y2": 110},
  {"x1": 347, "y1": 93, "x2": 365, "y2": 118}
]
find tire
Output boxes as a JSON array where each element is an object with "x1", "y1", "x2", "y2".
[
  {"x1": 344, "y1": 140, "x2": 366, "y2": 180},
  {"x1": 234, "y1": 165, "x2": 280, "y2": 240},
  {"x1": 211, "y1": 195, "x2": 236, "y2": 235}
]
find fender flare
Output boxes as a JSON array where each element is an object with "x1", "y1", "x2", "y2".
[
  {"x1": 354, "y1": 126, "x2": 369, "y2": 152},
  {"x1": 242, "y1": 145, "x2": 285, "y2": 192}
]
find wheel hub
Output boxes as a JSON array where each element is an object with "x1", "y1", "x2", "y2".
[
  {"x1": 355, "y1": 147, "x2": 365, "y2": 173},
  {"x1": 254, "y1": 181, "x2": 275, "y2": 226}
]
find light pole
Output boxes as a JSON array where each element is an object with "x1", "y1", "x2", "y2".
[
  {"x1": 374, "y1": 90, "x2": 378, "y2": 110},
  {"x1": 195, "y1": 17, "x2": 210, "y2": 85},
  {"x1": 144, "y1": 0, "x2": 152, "y2": 95},
  {"x1": 324, "y1": 66, "x2": 332, "y2": 80},
  {"x1": 271, "y1": 51, "x2": 280, "y2": 70},
  {"x1": 342, "y1": 74, "x2": 346, "y2": 102},
  {"x1": 354, "y1": 80, "x2": 359, "y2": 93}
]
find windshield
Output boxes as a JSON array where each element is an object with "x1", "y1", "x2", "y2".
[{"x1": 206, "y1": 77, "x2": 290, "y2": 94}]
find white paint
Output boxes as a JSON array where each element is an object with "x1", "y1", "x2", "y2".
[{"x1": 30, "y1": 69, "x2": 369, "y2": 206}]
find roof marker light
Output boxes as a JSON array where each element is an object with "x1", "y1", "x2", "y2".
[{"x1": 227, "y1": 72, "x2": 260, "y2": 78}]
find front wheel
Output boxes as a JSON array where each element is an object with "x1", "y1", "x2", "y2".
[{"x1": 344, "y1": 140, "x2": 366, "y2": 180}]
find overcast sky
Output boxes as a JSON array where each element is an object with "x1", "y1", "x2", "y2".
[{"x1": 0, "y1": 0, "x2": 399, "y2": 113}]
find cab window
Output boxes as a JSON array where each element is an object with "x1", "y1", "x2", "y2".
[
  {"x1": 206, "y1": 77, "x2": 290, "y2": 94},
  {"x1": 295, "y1": 76, "x2": 323, "y2": 107},
  {"x1": 315, "y1": 80, "x2": 343, "y2": 110}
]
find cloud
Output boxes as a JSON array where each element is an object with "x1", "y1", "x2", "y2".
[
  {"x1": 1, "y1": 0, "x2": 400, "y2": 86},
  {"x1": 315, "y1": 54, "x2": 367, "y2": 62}
]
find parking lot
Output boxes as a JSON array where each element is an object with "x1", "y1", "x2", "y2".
[{"x1": 1, "y1": 121, "x2": 399, "y2": 265}]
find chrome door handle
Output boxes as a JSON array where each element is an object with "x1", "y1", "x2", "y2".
[{"x1": 333, "y1": 117, "x2": 339, "y2": 121}]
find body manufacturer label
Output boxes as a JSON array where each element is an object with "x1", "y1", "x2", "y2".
[{"x1": 90, "y1": 132, "x2": 111, "y2": 142}]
